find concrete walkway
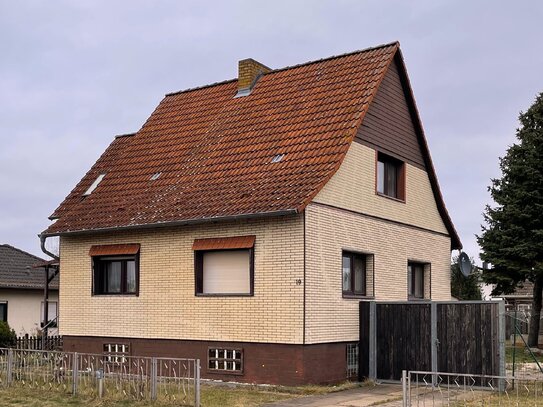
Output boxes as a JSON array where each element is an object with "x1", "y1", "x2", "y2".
[{"x1": 262, "y1": 384, "x2": 404, "y2": 407}]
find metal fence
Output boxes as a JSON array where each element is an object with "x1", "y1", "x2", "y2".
[
  {"x1": 404, "y1": 370, "x2": 543, "y2": 406},
  {"x1": 505, "y1": 311, "x2": 543, "y2": 380},
  {"x1": 0, "y1": 348, "x2": 200, "y2": 406}
]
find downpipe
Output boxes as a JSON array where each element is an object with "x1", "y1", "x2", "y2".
[{"x1": 39, "y1": 234, "x2": 59, "y2": 261}]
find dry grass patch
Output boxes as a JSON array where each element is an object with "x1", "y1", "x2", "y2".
[{"x1": 0, "y1": 381, "x2": 364, "y2": 407}]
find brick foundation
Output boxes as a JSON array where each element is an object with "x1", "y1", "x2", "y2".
[{"x1": 63, "y1": 336, "x2": 351, "y2": 385}]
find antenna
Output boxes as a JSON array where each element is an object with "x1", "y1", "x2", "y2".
[{"x1": 458, "y1": 252, "x2": 472, "y2": 277}]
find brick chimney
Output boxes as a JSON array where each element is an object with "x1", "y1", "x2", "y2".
[{"x1": 236, "y1": 58, "x2": 271, "y2": 97}]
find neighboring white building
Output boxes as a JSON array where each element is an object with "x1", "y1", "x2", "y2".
[{"x1": 0, "y1": 244, "x2": 59, "y2": 336}]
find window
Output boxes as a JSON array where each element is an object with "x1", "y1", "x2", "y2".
[
  {"x1": 195, "y1": 249, "x2": 253, "y2": 295},
  {"x1": 93, "y1": 256, "x2": 139, "y2": 295},
  {"x1": 40, "y1": 301, "x2": 58, "y2": 327},
  {"x1": 0, "y1": 302, "x2": 6, "y2": 322},
  {"x1": 377, "y1": 153, "x2": 405, "y2": 200},
  {"x1": 408, "y1": 262, "x2": 425, "y2": 299},
  {"x1": 103, "y1": 343, "x2": 130, "y2": 364},
  {"x1": 346, "y1": 343, "x2": 359, "y2": 379},
  {"x1": 208, "y1": 348, "x2": 243, "y2": 374},
  {"x1": 83, "y1": 173, "x2": 106, "y2": 196},
  {"x1": 342, "y1": 252, "x2": 366, "y2": 297}
]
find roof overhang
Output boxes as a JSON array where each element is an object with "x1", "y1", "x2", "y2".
[{"x1": 41, "y1": 209, "x2": 299, "y2": 238}]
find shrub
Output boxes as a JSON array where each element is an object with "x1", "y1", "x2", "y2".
[{"x1": 0, "y1": 321, "x2": 16, "y2": 348}]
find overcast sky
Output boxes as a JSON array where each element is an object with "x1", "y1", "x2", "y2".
[{"x1": 0, "y1": 1, "x2": 541, "y2": 261}]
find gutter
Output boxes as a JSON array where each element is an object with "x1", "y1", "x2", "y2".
[
  {"x1": 39, "y1": 233, "x2": 60, "y2": 261},
  {"x1": 40, "y1": 209, "x2": 299, "y2": 238}
]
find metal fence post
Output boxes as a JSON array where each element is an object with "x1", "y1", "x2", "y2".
[
  {"x1": 431, "y1": 302, "x2": 438, "y2": 387},
  {"x1": 72, "y1": 352, "x2": 79, "y2": 396},
  {"x1": 369, "y1": 301, "x2": 377, "y2": 380},
  {"x1": 402, "y1": 370, "x2": 408, "y2": 407},
  {"x1": 6, "y1": 348, "x2": 13, "y2": 386},
  {"x1": 498, "y1": 301, "x2": 506, "y2": 392},
  {"x1": 150, "y1": 357, "x2": 157, "y2": 401},
  {"x1": 195, "y1": 359, "x2": 200, "y2": 407}
]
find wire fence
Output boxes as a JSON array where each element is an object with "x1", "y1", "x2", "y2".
[
  {"x1": 0, "y1": 348, "x2": 200, "y2": 406},
  {"x1": 505, "y1": 311, "x2": 543, "y2": 380},
  {"x1": 404, "y1": 370, "x2": 543, "y2": 406}
]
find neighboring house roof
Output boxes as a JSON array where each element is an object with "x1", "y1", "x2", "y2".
[
  {"x1": 0, "y1": 244, "x2": 59, "y2": 290},
  {"x1": 43, "y1": 42, "x2": 461, "y2": 249},
  {"x1": 501, "y1": 282, "x2": 534, "y2": 299}
]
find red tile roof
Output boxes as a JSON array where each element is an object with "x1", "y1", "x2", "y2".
[
  {"x1": 88, "y1": 244, "x2": 141, "y2": 257},
  {"x1": 192, "y1": 236, "x2": 256, "y2": 251},
  {"x1": 43, "y1": 42, "x2": 460, "y2": 249}
]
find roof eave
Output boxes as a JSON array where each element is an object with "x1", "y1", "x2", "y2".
[{"x1": 41, "y1": 209, "x2": 299, "y2": 237}]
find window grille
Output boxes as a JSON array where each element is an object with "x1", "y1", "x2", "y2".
[
  {"x1": 208, "y1": 348, "x2": 243, "y2": 373},
  {"x1": 346, "y1": 343, "x2": 358, "y2": 378}
]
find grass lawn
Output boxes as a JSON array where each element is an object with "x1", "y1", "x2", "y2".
[
  {"x1": 0, "y1": 382, "x2": 363, "y2": 407},
  {"x1": 505, "y1": 345, "x2": 543, "y2": 364}
]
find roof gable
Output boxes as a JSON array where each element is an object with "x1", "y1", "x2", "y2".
[
  {"x1": 45, "y1": 43, "x2": 399, "y2": 235},
  {"x1": 356, "y1": 58, "x2": 426, "y2": 169},
  {"x1": 355, "y1": 54, "x2": 461, "y2": 249}
]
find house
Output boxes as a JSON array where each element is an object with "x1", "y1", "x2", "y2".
[
  {"x1": 41, "y1": 42, "x2": 461, "y2": 385},
  {"x1": 0, "y1": 244, "x2": 59, "y2": 336},
  {"x1": 498, "y1": 283, "x2": 534, "y2": 312}
]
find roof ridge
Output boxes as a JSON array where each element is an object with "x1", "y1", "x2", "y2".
[
  {"x1": 165, "y1": 41, "x2": 399, "y2": 97},
  {"x1": 268, "y1": 41, "x2": 399, "y2": 75},
  {"x1": 0, "y1": 244, "x2": 45, "y2": 262}
]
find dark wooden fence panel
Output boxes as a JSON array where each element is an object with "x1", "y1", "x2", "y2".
[
  {"x1": 375, "y1": 303, "x2": 432, "y2": 381},
  {"x1": 359, "y1": 301, "x2": 503, "y2": 381},
  {"x1": 437, "y1": 303, "x2": 499, "y2": 376}
]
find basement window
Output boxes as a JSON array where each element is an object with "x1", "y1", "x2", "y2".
[
  {"x1": 346, "y1": 343, "x2": 359, "y2": 379},
  {"x1": 103, "y1": 343, "x2": 130, "y2": 364},
  {"x1": 208, "y1": 348, "x2": 243, "y2": 374},
  {"x1": 83, "y1": 173, "x2": 106, "y2": 196}
]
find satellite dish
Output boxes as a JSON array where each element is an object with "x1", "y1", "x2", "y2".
[{"x1": 458, "y1": 252, "x2": 472, "y2": 277}]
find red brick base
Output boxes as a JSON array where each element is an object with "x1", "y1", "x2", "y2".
[{"x1": 63, "y1": 336, "x2": 353, "y2": 385}]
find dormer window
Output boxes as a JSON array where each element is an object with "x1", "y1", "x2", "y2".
[
  {"x1": 83, "y1": 174, "x2": 106, "y2": 196},
  {"x1": 376, "y1": 153, "x2": 405, "y2": 201}
]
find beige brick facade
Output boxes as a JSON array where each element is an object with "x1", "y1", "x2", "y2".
[
  {"x1": 314, "y1": 142, "x2": 448, "y2": 235},
  {"x1": 59, "y1": 215, "x2": 304, "y2": 344},
  {"x1": 305, "y1": 203, "x2": 451, "y2": 344},
  {"x1": 304, "y1": 140, "x2": 452, "y2": 344}
]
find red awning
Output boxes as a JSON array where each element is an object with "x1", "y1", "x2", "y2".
[
  {"x1": 192, "y1": 235, "x2": 256, "y2": 251},
  {"x1": 89, "y1": 243, "x2": 140, "y2": 256}
]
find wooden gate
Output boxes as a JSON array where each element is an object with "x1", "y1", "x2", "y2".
[{"x1": 359, "y1": 301, "x2": 504, "y2": 381}]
